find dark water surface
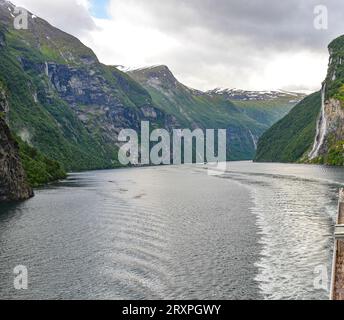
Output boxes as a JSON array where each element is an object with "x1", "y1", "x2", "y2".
[{"x1": 0, "y1": 161, "x2": 343, "y2": 300}]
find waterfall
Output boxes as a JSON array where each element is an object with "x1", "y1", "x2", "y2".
[
  {"x1": 249, "y1": 129, "x2": 257, "y2": 150},
  {"x1": 309, "y1": 83, "x2": 327, "y2": 159},
  {"x1": 45, "y1": 61, "x2": 49, "y2": 77}
]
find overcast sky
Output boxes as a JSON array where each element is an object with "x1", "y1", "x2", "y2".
[{"x1": 13, "y1": 0, "x2": 344, "y2": 92}]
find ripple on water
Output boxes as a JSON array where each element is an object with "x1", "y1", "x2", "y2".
[
  {"x1": 224, "y1": 171, "x2": 338, "y2": 300},
  {"x1": 0, "y1": 163, "x2": 340, "y2": 300}
]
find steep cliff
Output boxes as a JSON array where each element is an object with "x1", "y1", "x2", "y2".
[
  {"x1": 255, "y1": 34, "x2": 344, "y2": 165},
  {"x1": 0, "y1": 84, "x2": 33, "y2": 201},
  {"x1": 0, "y1": 1, "x2": 175, "y2": 171},
  {"x1": 307, "y1": 35, "x2": 344, "y2": 165}
]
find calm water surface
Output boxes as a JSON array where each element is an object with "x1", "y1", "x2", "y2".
[{"x1": 0, "y1": 161, "x2": 343, "y2": 300}]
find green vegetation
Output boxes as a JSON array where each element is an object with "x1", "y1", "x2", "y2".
[
  {"x1": 333, "y1": 84, "x2": 344, "y2": 103},
  {"x1": 326, "y1": 36, "x2": 344, "y2": 102},
  {"x1": 327, "y1": 140, "x2": 344, "y2": 165},
  {"x1": 18, "y1": 138, "x2": 67, "y2": 187},
  {"x1": 310, "y1": 134, "x2": 344, "y2": 166},
  {"x1": 254, "y1": 92, "x2": 321, "y2": 162}
]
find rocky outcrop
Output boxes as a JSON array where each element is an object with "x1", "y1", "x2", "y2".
[
  {"x1": 0, "y1": 87, "x2": 33, "y2": 201},
  {"x1": 307, "y1": 35, "x2": 344, "y2": 164},
  {"x1": 322, "y1": 98, "x2": 344, "y2": 146},
  {"x1": 39, "y1": 62, "x2": 178, "y2": 148}
]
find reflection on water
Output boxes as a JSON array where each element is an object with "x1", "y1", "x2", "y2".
[{"x1": 0, "y1": 161, "x2": 343, "y2": 300}]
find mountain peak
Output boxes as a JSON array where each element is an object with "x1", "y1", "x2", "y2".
[
  {"x1": 129, "y1": 65, "x2": 180, "y2": 90},
  {"x1": 145, "y1": 64, "x2": 170, "y2": 71},
  {"x1": 328, "y1": 34, "x2": 344, "y2": 53},
  {"x1": 130, "y1": 65, "x2": 174, "y2": 77},
  {"x1": 0, "y1": 2, "x2": 98, "y2": 66}
]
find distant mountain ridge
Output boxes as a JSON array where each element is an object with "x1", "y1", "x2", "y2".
[
  {"x1": 207, "y1": 88, "x2": 304, "y2": 102},
  {"x1": 129, "y1": 65, "x2": 302, "y2": 159}
]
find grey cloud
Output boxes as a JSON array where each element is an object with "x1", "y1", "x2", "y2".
[
  {"x1": 14, "y1": 0, "x2": 97, "y2": 37},
  {"x1": 126, "y1": 0, "x2": 344, "y2": 51},
  {"x1": 13, "y1": 0, "x2": 344, "y2": 90},
  {"x1": 120, "y1": 0, "x2": 343, "y2": 90}
]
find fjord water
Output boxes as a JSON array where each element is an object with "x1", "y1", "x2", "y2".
[{"x1": 0, "y1": 162, "x2": 343, "y2": 300}]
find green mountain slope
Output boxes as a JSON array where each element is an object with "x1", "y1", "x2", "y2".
[
  {"x1": 254, "y1": 92, "x2": 321, "y2": 162},
  {"x1": 230, "y1": 99, "x2": 297, "y2": 128},
  {"x1": 0, "y1": 1, "x2": 172, "y2": 171},
  {"x1": 18, "y1": 138, "x2": 66, "y2": 187}
]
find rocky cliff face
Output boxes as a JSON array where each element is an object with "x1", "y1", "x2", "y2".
[
  {"x1": 0, "y1": 86, "x2": 33, "y2": 201},
  {"x1": 308, "y1": 35, "x2": 344, "y2": 165},
  {"x1": 0, "y1": 1, "x2": 180, "y2": 170},
  {"x1": 27, "y1": 60, "x2": 177, "y2": 147}
]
